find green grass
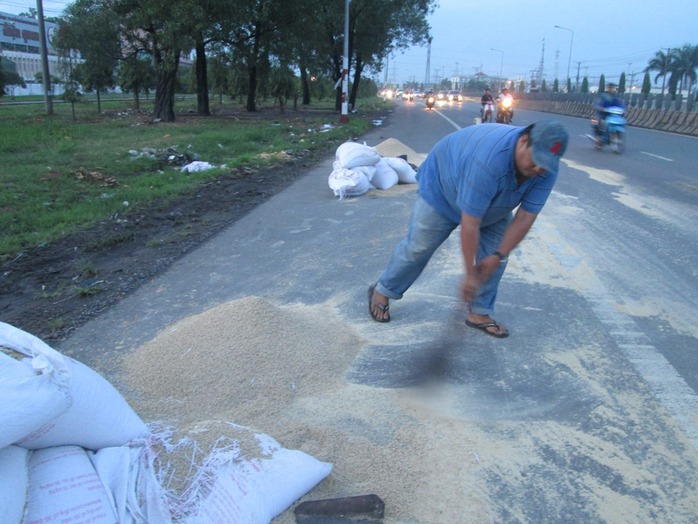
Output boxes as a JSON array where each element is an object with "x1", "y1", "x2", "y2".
[{"x1": 0, "y1": 96, "x2": 390, "y2": 257}]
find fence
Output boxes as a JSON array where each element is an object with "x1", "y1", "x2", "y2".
[{"x1": 515, "y1": 92, "x2": 698, "y2": 136}]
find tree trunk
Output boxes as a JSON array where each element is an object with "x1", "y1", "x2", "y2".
[
  {"x1": 246, "y1": 64, "x2": 258, "y2": 112},
  {"x1": 96, "y1": 90, "x2": 102, "y2": 114},
  {"x1": 349, "y1": 56, "x2": 364, "y2": 111},
  {"x1": 195, "y1": 35, "x2": 210, "y2": 116},
  {"x1": 153, "y1": 56, "x2": 179, "y2": 122},
  {"x1": 245, "y1": 23, "x2": 262, "y2": 112},
  {"x1": 300, "y1": 64, "x2": 311, "y2": 105}
]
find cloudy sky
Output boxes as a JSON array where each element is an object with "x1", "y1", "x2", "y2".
[
  {"x1": 2, "y1": 0, "x2": 695, "y2": 90},
  {"x1": 389, "y1": 0, "x2": 697, "y2": 88}
]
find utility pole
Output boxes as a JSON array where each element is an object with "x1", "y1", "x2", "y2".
[
  {"x1": 36, "y1": 0, "x2": 53, "y2": 115},
  {"x1": 576, "y1": 61, "x2": 581, "y2": 91},
  {"x1": 424, "y1": 37, "x2": 432, "y2": 87},
  {"x1": 339, "y1": 0, "x2": 349, "y2": 123}
]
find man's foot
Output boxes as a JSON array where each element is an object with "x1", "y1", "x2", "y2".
[
  {"x1": 465, "y1": 314, "x2": 509, "y2": 338},
  {"x1": 368, "y1": 284, "x2": 390, "y2": 323}
]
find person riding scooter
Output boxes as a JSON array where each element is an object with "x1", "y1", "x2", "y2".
[
  {"x1": 594, "y1": 82, "x2": 625, "y2": 147},
  {"x1": 481, "y1": 87, "x2": 495, "y2": 122},
  {"x1": 495, "y1": 87, "x2": 514, "y2": 123}
]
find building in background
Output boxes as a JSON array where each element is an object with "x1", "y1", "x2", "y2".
[{"x1": 1, "y1": 10, "x2": 64, "y2": 91}]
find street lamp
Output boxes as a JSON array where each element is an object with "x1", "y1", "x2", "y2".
[
  {"x1": 554, "y1": 25, "x2": 573, "y2": 92},
  {"x1": 490, "y1": 48, "x2": 503, "y2": 90}
]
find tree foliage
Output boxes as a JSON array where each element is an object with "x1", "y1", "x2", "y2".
[{"x1": 47, "y1": 0, "x2": 435, "y2": 119}]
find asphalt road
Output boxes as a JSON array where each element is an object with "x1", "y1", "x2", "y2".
[{"x1": 59, "y1": 99, "x2": 698, "y2": 523}]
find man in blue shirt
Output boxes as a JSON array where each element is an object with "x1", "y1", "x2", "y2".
[{"x1": 368, "y1": 120, "x2": 569, "y2": 338}]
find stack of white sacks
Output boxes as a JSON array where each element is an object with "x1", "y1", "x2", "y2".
[
  {"x1": 328, "y1": 141, "x2": 418, "y2": 199},
  {"x1": 0, "y1": 321, "x2": 331, "y2": 524}
]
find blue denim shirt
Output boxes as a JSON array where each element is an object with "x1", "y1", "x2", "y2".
[{"x1": 417, "y1": 124, "x2": 557, "y2": 226}]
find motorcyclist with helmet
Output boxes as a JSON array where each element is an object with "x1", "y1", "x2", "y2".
[
  {"x1": 495, "y1": 87, "x2": 515, "y2": 123},
  {"x1": 481, "y1": 87, "x2": 494, "y2": 122},
  {"x1": 593, "y1": 82, "x2": 625, "y2": 147}
]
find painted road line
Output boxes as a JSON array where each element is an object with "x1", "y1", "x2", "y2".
[
  {"x1": 640, "y1": 151, "x2": 674, "y2": 162},
  {"x1": 586, "y1": 289, "x2": 698, "y2": 451},
  {"x1": 434, "y1": 109, "x2": 463, "y2": 131}
]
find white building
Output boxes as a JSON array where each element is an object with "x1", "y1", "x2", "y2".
[{"x1": 1, "y1": 11, "x2": 63, "y2": 83}]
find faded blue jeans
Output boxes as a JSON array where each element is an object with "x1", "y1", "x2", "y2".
[{"x1": 375, "y1": 195, "x2": 510, "y2": 316}]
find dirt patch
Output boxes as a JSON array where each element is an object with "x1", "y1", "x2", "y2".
[{"x1": 0, "y1": 106, "x2": 377, "y2": 344}]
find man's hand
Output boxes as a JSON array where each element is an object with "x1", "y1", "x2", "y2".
[
  {"x1": 460, "y1": 273, "x2": 479, "y2": 303},
  {"x1": 461, "y1": 255, "x2": 502, "y2": 302},
  {"x1": 477, "y1": 254, "x2": 502, "y2": 284}
]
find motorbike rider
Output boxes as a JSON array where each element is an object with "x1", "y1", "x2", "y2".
[
  {"x1": 481, "y1": 87, "x2": 494, "y2": 119},
  {"x1": 594, "y1": 82, "x2": 625, "y2": 144},
  {"x1": 496, "y1": 87, "x2": 514, "y2": 122}
]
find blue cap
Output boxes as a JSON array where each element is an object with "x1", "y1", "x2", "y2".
[{"x1": 530, "y1": 120, "x2": 569, "y2": 174}]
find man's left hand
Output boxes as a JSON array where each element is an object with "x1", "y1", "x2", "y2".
[{"x1": 477, "y1": 255, "x2": 502, "y2": 284}]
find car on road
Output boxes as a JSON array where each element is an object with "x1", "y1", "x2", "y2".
[{"x1": 447, "y1": 90, "x2": 463, "y2": 103}]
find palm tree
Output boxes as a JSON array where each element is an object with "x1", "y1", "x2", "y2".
[
  {"x1": 645, "y1": 49, "x2": 672, "y2": 95},
  {"x1": 667, "y1": 44, "x2": 698, "y2": 98}
]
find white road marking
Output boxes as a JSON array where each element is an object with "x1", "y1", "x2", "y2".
[
  {"x1": 433, "y1": 109, "x2": 463, "y2": 130},
  {"x1": 640, "y1": 151, "x2": 674, "y2": 162}
]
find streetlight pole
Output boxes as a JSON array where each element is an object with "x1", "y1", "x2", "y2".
[
  {"x1": 554, "y1": 25, "x2": 573, "y2": 92},
  {"x1": 491, "y1": 48, "x2": 503, "y2": 90}
]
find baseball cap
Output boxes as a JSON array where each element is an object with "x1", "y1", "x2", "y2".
[{"x1": 530, "y1": 120, "x2": 569, "y2": 174}]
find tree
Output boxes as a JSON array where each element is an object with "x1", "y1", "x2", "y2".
[
  {"x1": 641, "y1": 71, "x2": 651, "y2": 95},
  {"x1": 598, "y1": 74, "x2": 606, "y2": 93},
  {"x1": 118, "y1": 52, "x2": 157, "y2": 110},
  {"x1": 581, "y1": 76, "x2": 589, "y2": 93},
  {"x1": 566, "y1": 78, "x2": 572, "y2": 93},
  {"x1": 518, "y1": 79, "x2": 526, "y2": 93},
  {"x1": 618, "y1": 72, "x2": 626, "y2": 94},
  {"x1": 55, "y1": 0, "x2": 122, "y2": 113},
  {"x1": 667, "y1": 44, "x2": 698, "y2": 97},
  {"x1": 553, "y1": 78, "x2": 559, "y2": 93},
  {"x1": 112, "y1": 0, "x2": 198, "y2": 122},
  {"x1": 645, "y1": 49, "x2": 672, "y2": 96},
  {"x1": 346, "y1": 0, "x2": 434, "y2": 110},
  {"x1": 0, "y1": 58, "x2": 27, "y2": 96}
]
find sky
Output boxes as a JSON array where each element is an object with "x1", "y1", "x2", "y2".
[
  {"x1": 388, "y1": 0, "x2": 697, "y2": 89},
  {"x1": 2, "y1": 0, "x2": 695, "y2": 90}
]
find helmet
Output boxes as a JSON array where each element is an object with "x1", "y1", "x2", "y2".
[{"x1": 501, "y1": 87, "x2": 509, "y2": 92}]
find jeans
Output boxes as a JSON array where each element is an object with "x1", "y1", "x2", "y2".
[{"x1": 375, "y1": 195, "x2": 510, "y2": 316}]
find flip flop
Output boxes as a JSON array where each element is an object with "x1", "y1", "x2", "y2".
[
  {"x1": 368, "y1": 284, "x2": 390, "y2": 323},
  {"x1": 465, "y1": 319, "x2": 509, "y2": 338}
]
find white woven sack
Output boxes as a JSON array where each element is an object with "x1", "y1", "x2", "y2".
[
  {"x1": 0, "y1": 445, "x2": 30, "y2": 524},
  {"x1": 0, "y1": 321, "x2": 149, "y2": 451},
  {"x1": 335, "y1": 141, "x2": 380, "y2": 169},
  {"x1": 182, "y1": 432, "x2": 332, "y2": 524},
  {"x1": 90, "y1": 444, "x2": 173, "y2": 524},
  {"x1": 371, "y1": 159, "x2": 399, "y2": 190},
  {"x1": 25, "y1": 445, "x2": 118, "y2": 524},
  {"x1": 328, "y1": 167, "x2": 374, "y2": 200},
  {"x1": 0, "y1": 347, "x2": 72, "y2": 449},
  {"x1": 384, "y1": 156, "x2": 418, "y2": 184}
]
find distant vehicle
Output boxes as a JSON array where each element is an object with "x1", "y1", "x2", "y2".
[
  {"x1": 437, "y1": 91, "x2": 448, "y2": 100},
  {"x1": 447, "y1": 90, "x2": 463, "y2": 103},
  {"x1": 587, "y1": 106, "x2": 627, "y2": 154},
  {"x1": 426, "y1": 93, "x2": 436, "y2": 110}
]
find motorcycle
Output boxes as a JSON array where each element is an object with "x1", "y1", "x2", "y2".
[
  {"x1": 588, "y1": 106, "x2": 627, "y2": 154},
  {"x1": 481, "y1": 101, "x2": 495, "y2": 123},
  {"x1": 495, "y1": 96, "x2": 514, "y2": 124},
  {"x1": 426, "y1": 94, "x2": 436, "y2": 110}
]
